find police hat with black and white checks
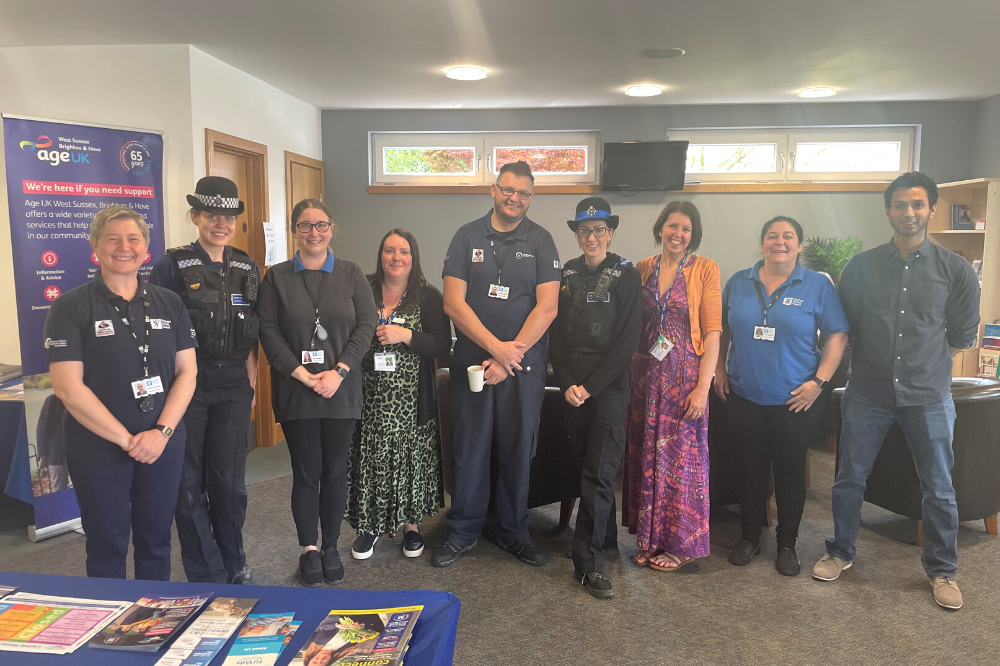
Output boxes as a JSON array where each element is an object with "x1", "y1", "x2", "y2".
[{"x1": 187, "y1": 176, "x2": 245, "y2": 216}]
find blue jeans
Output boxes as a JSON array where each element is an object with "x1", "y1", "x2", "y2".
[{"x1": 827, "y1": 385, "x2": 958, "y2": 577}]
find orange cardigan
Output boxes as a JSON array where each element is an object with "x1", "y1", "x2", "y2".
[{"x1": 636, "y1": 253, "x2": 722, "y2": 357}]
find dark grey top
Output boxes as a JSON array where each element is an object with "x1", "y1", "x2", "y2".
[
  {"x1": 257, "y1": 257, "x2": 378, "y2": 421},
  {"x1": 839, "y1": 237, "x2": 980, "y2": 406},
  {"x1": 442, "y1": 210, "x2": 561, "y2": 365}
]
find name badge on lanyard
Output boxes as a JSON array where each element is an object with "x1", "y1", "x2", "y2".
[
  {"x1": 374, "y1": 352, "x2": 397, "y2": 371},
  {"x1": 302, "y1": 350, "x2": 325, "y2": 365},
  {"x1": 488, "y1": 238, "x2": 515, "y2": 301},
  {"x1": 753, "y1": 326, "x2": 776, "y2": 341},
  {"x1": 753, "y1": 280, "x2": 789, "y2": 344},
  {"x1": 375, "y1": 291, "x2": 405, "y2": 371},
  {"x1": 131, "y1": 376, "x2": 164, "y2": 399},
  {"x1": 650, "y1": 253, "x2": 686, "y2": 359},
  {"x1": 488, "y1": 284, "x2": 510, "y2": 300},
  {"x1": 649, "y1": 336, "x2": 674, "y2": 361}
]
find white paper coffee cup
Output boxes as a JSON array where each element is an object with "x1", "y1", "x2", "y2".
[{"x1": 467, "y1": 365, "x2": 485, "y2": 392}]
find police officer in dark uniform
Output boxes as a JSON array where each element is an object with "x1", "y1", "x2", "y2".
[
  {"x1": 148, "y1": 176, "x2": 260, "y2": 584},
  {"x1": 550, "y1": 197, "x2": 642, "y2": 599}
]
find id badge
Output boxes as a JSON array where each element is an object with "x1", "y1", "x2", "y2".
[
  {"x1": 374, "y1": 352, "x2": 397, "y2": 372},
  {"x1": 131, "y1": 375, "x2": 164, "y2": 399},
  {"x1": 496, "y1": 285, "x2": 510, "y2": 300},
  {"x1": 753, "y1": 326, "x2": 776, "y2": 341},
  {"x1": 301, "y1": 350, "x2": 325, "y2": 365},
  {"x1": 649, "y1": 336, "x2": 674, "y2": 361}
]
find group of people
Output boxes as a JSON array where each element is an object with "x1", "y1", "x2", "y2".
[{"x1": 42, "y1": 162, "x2": 979, "y2": 611}]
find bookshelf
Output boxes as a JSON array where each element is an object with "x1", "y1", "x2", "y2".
[{"x1": 929, "y1": 178, "x2": 1000, "y2": 377}]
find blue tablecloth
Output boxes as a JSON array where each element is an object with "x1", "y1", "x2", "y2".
[{"x1": 0, "y1": 572, "x2": 460, "y2": 665}]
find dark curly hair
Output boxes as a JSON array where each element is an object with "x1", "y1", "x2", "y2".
[{"x1": 884, "y1": 172, "x2": 938, "y2": 208}]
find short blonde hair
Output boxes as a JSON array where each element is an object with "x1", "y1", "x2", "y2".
[{"x1": 89, "y1": 206, "x2": 150, "y2": 246}]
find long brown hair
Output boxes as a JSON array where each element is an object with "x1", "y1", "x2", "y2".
[{"x1": 370, "y1": 228, "x2": 425, "y2": 315}]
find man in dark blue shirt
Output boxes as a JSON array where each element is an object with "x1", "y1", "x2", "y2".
[
  {"x1": 433, "y1": 161, "x2": 561, "y2": 568},
  {"x1": 814, "y1": 172, "x2": 980, "y2": 611}
]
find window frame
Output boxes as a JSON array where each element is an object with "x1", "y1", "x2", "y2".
[
  {"x1": 484, "y1": 132, "x2": 599, "y2": 185},
  {"x1": 787, "y1": 127, "x2": 915, "y2": 182},
  {"x1": 665, "y1": 131, "x2": 788, "y2": 182},
  {"x1": 372, "y1": 133, "x2": 482, "y2": 185}
]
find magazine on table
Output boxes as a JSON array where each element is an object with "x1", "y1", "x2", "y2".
[
  {"x1": 90, "y1": 594, "x2": 212, "y2": 651},
  {"x1": 0, "y1": 591, "x2": 131, "y2": 655},
  {"x1": 289, "y1": 606, "x2": 422, "y2": 666},
  {"x1": 154, "y1": 597, "x2": 258, "y2": 666},
  {"x1": 219, "y1": 613, "x2": 298, "y2": 666},
  {"x1": 0, "y1": 586, "x2": 18, "y2": 599}
]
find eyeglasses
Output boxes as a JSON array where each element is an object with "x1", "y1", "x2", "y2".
[
  {"x1": 497, "y1": 185, "x2": 533, "y2": 201},
  {"x1": 576, "y1": 227, "x2": 609, "y2": 240},
  {"x1": 296, "y1": 221, "x2": 331, "y2": 233}
]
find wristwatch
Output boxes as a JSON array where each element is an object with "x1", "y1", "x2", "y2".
[
  {"x1": 811, "y1": 376, "x2": 828, "y2": 389},
  {"x1": 336, "y1": 366, "x2": 349, "y2": 379},
  {"x1": 154, "y1": 424, "x2": 174, "y2": 439}
]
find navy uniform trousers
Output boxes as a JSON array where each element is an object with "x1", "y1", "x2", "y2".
[
  {"x1": 174, "y1": 364, "x2": 252, "y2": 583},
  {"x1": 563, "y1": 370, "x2": 629, "y2": 574},
  {"x1": 68, "y1": 433, "x2": 184, "y2": 580},
  {"x1": 447, "y1": 362, "x2": 545, "y2": 546}
]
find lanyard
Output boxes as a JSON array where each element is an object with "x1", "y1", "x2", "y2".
[
  {"x1": 110, "y1": 287, "x2": 152, "y2": 379},
  {"x1": 753, "y1": 280, "x2": 791, "y2": 326},
  {"x1": 301, "y1": 272, "x2": 329, "y2": 349},
  {"x1": 379, "y1": 290, "x2": 406, "y2": 326},
  {"x1": 490, "y1": 237, "x2": 517, "y2": 286},
  {"x1": 653, "y1": 253, "x2": 687, "y2": 335}
]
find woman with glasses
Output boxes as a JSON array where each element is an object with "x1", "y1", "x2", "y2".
[
  {"x1": 550, "y1": 198, "x2": 642, "y2": 599},
  {"x1": 257, "y1": 199, "x2": 377, "y2": 587},
  {"x1": 346, "y1": 229, "x2": 451, "y2": 561},
  {"x1": 624, "y1": 201, "x2": 722, "y2": 572}
]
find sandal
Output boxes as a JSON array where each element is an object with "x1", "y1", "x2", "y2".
[
  {"x1": 649, "y1": 552, "x2": 695, "y2": 572},
  {"x1": 632, "y1": 549, "x2": 653, "y2": 567}
]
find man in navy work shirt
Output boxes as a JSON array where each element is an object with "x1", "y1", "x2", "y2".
[
  {"x1": 813, "y1": 172, "x2": 980, "y2": 611},
  {"x1": 433, "y1": 160, "x2": 561, "y2": 568}
]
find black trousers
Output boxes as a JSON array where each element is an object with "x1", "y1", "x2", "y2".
[
  {"x1": 282, "y1": 417, "x2": 356, "y2": 552},
  {"x1": 446, "y1": 362, "x2": 545, "y2": 546},
  {"x1": 564, "y1": 371, "x2": 629, "y2": 574},
  {"x1": 174, "y1": 365, "x2": 252, "y2": 583},
  {"x1": 725, "y1": 391, "x2": 825, "y2": 546},
  {"x1": 67, "y1": 432, "x2": 184, "y2": 580}
]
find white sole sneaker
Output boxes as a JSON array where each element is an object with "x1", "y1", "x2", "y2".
[
  {"x1": 351, "y1": 535, "x2": 378, "y2": 560},
  {"x1": 403, "y1": 545, "x2": 424, "y2": 558}
]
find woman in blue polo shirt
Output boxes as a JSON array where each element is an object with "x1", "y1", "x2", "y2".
[{"x1": 714, "y1": 216, "x2": 848, "y2": 576}]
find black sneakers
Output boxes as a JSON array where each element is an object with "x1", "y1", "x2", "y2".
[
  {"x1": 728, "y1": 540, "x2": 761, "y2": 566},
  {"x1": 430, "y1": 541, "x2": 476, "y2": 568},
  {"x1": 403, "y1": 530, "x2": 425, "y2": 558},
  {"x1": 775, "y1": 546, "x2": 801, "y2": 576},
  {"x1": 574, "y1": 571, "x2": 614, "y2": 599},
  {"x1": 227, "y1": 564, "x2": 253, "y2": 585},
  {"x1": 298, "y1": 550, "x2": 323, "y2": 587},
  {"x1": 497, "y1": 537, "x2": 550, "y2": 566},
  {"x1": 351, "y1": 532, "x2": 379, "y2": 560},
  {"x1": 322, "y1": 549, "x2": 345, "y2": 584}
]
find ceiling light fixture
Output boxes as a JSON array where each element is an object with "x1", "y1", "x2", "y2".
[
  {"x1": 798, "y1": 87, "x2": 837, "y2": 98},
  {"x1": 446, "y1": 66, "x2": 487, "y2": 81},
  {"x1": 641, "y1": 48, "x2": 686, "y2": 59},
  {"x1": 625, "y1": 84, "x2": 662, "y2": 97}
]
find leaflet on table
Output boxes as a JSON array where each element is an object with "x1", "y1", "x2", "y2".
[
  {"x1": 0, "y1": 592, "x2": 131, "y2": 655},
  {"x1": 90, "y1": 594, "x2": 212, "y2": 651},
  {"x1": 154, "y1": 598, "x2": 258, "y2": 666},
  {"x1": 0, "y1": 586, "x2": 18, "y2": 599},
  {"x1": 219, "y1": 613, "x2": 298, "y2": 666},
  {"x1": 289, "y1": 606, "x2": 423, "y2": 666}
]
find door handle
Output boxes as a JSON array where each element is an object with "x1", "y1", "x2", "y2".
[{"x1": 243, "y1": 222, "x2": 247, "y2": 233}]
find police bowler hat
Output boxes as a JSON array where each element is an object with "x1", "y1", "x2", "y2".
[
  {"x1": 187, "y1": 176, "x2": 245, "y2": 216},
  {"x1": 567, "y1": 197, "x2": 619, "y2": 231}
]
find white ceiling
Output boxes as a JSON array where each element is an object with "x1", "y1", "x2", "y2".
[{"x1": 2, "y1": 0, "x2": 999, "y2": 109}]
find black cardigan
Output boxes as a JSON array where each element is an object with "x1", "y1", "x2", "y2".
[{"x1": 367, "y1": 277, "x2": 453, "y2": 425}]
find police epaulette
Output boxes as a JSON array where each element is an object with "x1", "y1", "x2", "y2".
[
  {"x1": 562, "y1": 268, "x2": 577, "y2": 277},
  {"x1": 620, "y1": 257, "x2": 632, "y2": 267}
]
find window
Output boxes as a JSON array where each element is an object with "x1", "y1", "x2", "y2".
[
  {"x1": 371, "y1": 131, "x2": 600, "y2": 186},
  {"x1": 666, "y1": 127, "x2": 916, "y2": 183}
]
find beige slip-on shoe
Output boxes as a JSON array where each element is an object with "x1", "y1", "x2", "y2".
[
  {"x1": 931, "y1": 577, "x2": 963, "y2": 610},
  {"x1": 812, "y1": 553, "x2": 852, "y2": 581}
]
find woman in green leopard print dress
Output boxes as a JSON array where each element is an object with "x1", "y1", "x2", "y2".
[{"x1": 347, "y1": 229, "x2": 452, "y2": 559}]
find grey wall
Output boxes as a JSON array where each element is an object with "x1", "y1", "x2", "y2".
[
  {"x1": 972, "y1": 94, "x2": 1000, "y2": 177},
  {"x1": 321, "y1": 101, "x2": 978, "y2": 285}
]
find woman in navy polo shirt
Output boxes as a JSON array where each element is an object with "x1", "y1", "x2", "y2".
[
  {"x1": 714, "y1": 216, "x2": 848, "y2": 576},
  {"x1": 44, "y1": 206, "x2": 198, "y2": 580}
]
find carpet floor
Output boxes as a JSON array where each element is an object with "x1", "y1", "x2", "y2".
[{"x1": 4, "y1": 449, "x2": 999, "y2": 665}]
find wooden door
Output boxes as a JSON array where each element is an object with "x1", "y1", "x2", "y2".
[
  {"x1": 205, "y1": 129, "x2": 285, "y2": 448},
  {"x1": 284, "y1": 151, "x2": 325, "y2": 259}
]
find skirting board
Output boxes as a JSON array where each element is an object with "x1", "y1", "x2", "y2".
[{"x1": 29, "y1": 518, "x2": 83, "y2": 542}]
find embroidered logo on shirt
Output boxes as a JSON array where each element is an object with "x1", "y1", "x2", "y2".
[
  {"x1": 472, "y1": 249, "x2": 484, "y2": 263},
  {"x1": 94, "y1": 320, "x2": 115, "y2": 337},
  {"x1": 782, "y1": 297, "x2": 804, "y2": 306},
  {"x1": 515, "y1": 252, "x2": 534, "y2": 259},
  {"x1": 44, "y1": 338, "x2": 67, "y2": 349},
  {"x1": 150, "y1": 319, "x2": 171, "y2": 330},
  {"x1": 191, "y1": 328, "x2": 197, "y2": 338}
]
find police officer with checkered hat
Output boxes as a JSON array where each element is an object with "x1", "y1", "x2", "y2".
[{"x1": 149, "y1": 176, "x2": 260, "y2": 584}]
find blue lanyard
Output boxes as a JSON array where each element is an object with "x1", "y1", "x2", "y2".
[
  {"x1": 653, "y1": 253, "x2": 687, "y2": 336},
  {"x1": 379, "y1": 290, "x2": 406, "y2": 326}
]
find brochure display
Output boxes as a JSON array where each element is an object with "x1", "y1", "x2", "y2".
[
  {"x1": 89, "y1": 595, "x2": 211, "y2": 651},
  {"x1": 155, "y1": 598, "x2": 258, "y2": 666},
  {"x1": 0, "y1": 591, "x2": 131, "y2": 655},
  {"x1": 220, "y1": 613, "x2": 301, "y2": 666},
  {"x1": 290, "y1": 606, "x2": 422, "y2": 666}
]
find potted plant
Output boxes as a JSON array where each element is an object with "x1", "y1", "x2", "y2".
[{"x1": 800, "y1": 236, "x2": 863, "y2": 287}]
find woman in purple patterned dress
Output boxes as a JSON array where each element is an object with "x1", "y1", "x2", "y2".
[{"x1": 623, "y1": 201, "x2": 722, "y2": 570}]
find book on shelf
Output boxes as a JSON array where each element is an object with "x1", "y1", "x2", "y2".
[
  {"x1": 951, "y1": 203, "x2": 974, "y2": 230},
  {"x1": 289, "y1": 606, "x2": 422, "y2": 666},
  {"x1": 90, "y1": 594, "x2": 211, "y2": 651}
]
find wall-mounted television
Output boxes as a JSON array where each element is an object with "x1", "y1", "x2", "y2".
[{"x1": 601, "y1": 140, "x2": 689, "y2": 192}]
